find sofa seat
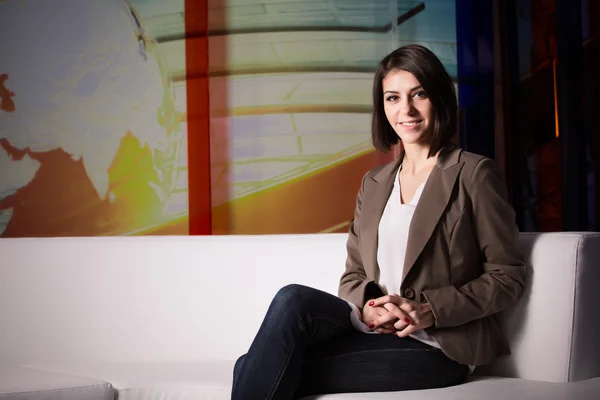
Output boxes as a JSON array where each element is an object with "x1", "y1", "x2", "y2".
[
  {"x1": 0, "y1": 366, "x2": 113, "y2": 400},
  {"x1": 308, "y1": 377, "x2": 600, "y2": 400},
  {"x1": 26, "y1": 362, "x2": 233, "y2": 400},
  {"x1": 26, "y1": 361, "x2": 600, "y2": 400}
]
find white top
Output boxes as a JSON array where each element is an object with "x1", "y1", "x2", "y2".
[
  {"x1": 376, "y1": 168, "x2": 440, "y2": 348},
  {"x1": 346, "y1": 167, "x2": 439, "y2": 348}
]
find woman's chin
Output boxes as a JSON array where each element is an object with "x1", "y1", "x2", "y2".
[{"x1": 396, "y1": 133, "x2": 424, "y2": 146}]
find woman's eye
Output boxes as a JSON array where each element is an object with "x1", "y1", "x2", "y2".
[
  {"x1": 385, "y1": 95, "x2": 398, "y2": 101},
  {"x1": 413, "y1": 91, "x2": 427, "y2": 99}
]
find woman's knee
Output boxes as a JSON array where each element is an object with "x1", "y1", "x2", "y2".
[
  {"x1": 233, "y1": 353, "x2": 246, "y2": 378},
  {"x1": 275, "y1": 283, "x2": 309, "y2": 300},
  {"x1": 272, "y1": 284, "x2": 306, "y2": 309},
  {"x1": 270, "y1": 284, "x2": 320, "y2": 316},
  {"x1": 232, "y1": 354, "x2": 246, "y2": 394}
]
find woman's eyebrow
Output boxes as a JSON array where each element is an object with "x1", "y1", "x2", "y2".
[{"x1": 383, "y1": 86, "x2": 423, "y2": 95}]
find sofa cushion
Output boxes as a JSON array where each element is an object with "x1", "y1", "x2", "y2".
[
  {"x1": 0, "y1": 366, "x2": 113, "y2": 400},
  {"x1": 25, "y1": 362, "x2": 600, "y2": 400},
  {"x1": 305, "y1": 377, "x2": 600, "y2": 399},
  {"x1": 27, "y1": 362, "x2": 233, "y2": 400}
]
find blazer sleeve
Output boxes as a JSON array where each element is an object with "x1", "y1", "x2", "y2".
[
  {"x1": 421, "y1": 158, "x2": 527, "y2": 329},
  {"x1": 338, "y1": 172, "x2": 384, "y2": 309}
]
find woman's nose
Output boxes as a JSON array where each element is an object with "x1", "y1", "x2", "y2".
[{"x1": 398, "y1": 98, "x2": 413, "y2": 115}]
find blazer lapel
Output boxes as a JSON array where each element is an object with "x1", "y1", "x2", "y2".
[{"x1": 401, "y1": 145, "x2": 464, "y2": 282}]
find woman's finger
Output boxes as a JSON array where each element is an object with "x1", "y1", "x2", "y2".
[
  {"x1": 398, "y1": 302, "x2": 429, "y2": 326},
  {"x1": 383, "y1": 302, "x2": 411, "y2": 325},
  {"x1": 396, "y1": 323, "x2": 418, "y2": 338},
  {"x1": 393, "y1": 319, "x2": 410, "y2": 331},
  {"x1": 375, "y1": 326, "x2": 397, "y2": 334},
  {"x1": 371, "y1": 311, "x2": 398, "y2": 329},
  {"x1": 368, "y1": 294, "x2": 401, "y2": 308},
  {"x1": 397, "y1": 300, "x2": 417, "y2": 314},
  {"x1": 381, "y1": 321, "x2": 397, "y2": 330}
]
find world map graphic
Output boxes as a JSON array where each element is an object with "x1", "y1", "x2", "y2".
[{"x1": 0, "y1": 0, "x2": 185, "y2": 236}]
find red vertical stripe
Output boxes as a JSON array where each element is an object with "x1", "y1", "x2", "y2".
[{"x1": 185, "y1": 0, "x2": 212, "y2": 235}]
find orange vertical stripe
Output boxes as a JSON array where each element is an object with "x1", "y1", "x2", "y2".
[
  {"x1": 207, "y1": 1, "x2": 231, "y2": 233},
  {"x1": 185, "y1": 0, "x2": 212, "y2": 234}
]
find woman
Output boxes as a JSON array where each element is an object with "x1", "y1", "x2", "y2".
[{"x1": 232, "y1": 44, "x2": 526, "y2": 399}]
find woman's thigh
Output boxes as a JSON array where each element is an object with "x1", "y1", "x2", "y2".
[
  {"x1": 295, "y1": 332, "x2": 469, "y2": 397},
  {"x1": 232, "y1": 285, "x2": 357, "y2": 397}
]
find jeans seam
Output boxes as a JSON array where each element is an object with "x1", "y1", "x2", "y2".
[
  {"x1": 265, "y1": 324, "x2": 305, "y2": 400},
  {"x1": 303, "y1": 347, "x2": 439, "y2": 365},
  {"x1": 265, "y1": 313, "x2": 349, "y2": 399},
  {"x1": 311, "y1": 313, "x2": 351, "y2": 331}
]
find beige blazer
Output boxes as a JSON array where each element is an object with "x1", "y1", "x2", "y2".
[{"x1": 338, "y1": 144, "x2": 527, "y2": 366}]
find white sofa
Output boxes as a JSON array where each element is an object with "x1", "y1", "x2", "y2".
[{"x1": 1, "y1": 232, "x2": 599, "y2": 399}]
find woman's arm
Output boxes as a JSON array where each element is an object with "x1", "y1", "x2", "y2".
[
  {"x1": 421, "y1": 158, "x2": 527, "y2": 329},
  {"x1": 338, "y1": 172, "x2": 385, "y2": 309}
]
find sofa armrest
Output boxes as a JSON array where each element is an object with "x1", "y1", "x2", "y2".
[{"x1": 478, "y1": 232, "x2": 600, "y2": 382}]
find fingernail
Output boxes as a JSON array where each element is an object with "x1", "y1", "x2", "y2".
[
  {"x1": 368, "y1": 301, "x2": 374, "y2": 306},
  {"x1": 369, "y1": 323, "x2": 375, "y2": 329},
  {"x1": 404, "y1": 317, "x2": 410, "y2": 324}
]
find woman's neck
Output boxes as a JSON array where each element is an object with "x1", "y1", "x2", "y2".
[{"x1": 401, "y1": 143, "x2": 438, "y2": 176}]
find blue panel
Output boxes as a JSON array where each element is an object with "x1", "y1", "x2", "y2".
[{"x1": 455, "y1": 0, "x2": 495, "y2": 159}]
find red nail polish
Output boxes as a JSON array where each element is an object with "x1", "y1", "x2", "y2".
[
  {"x1": 368, "y1": 301, "x2": 374, "y2": 306},
  {"x1": 404, "y1": 317, "x2": 410, "y2": 324},
  {"x1": 369, "y1": 323, "x2": 375, "y2": 329}
]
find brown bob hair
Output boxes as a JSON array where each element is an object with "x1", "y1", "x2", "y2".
[{"x1": 371, "y1": 44, "x2": 457, "y2": 158}]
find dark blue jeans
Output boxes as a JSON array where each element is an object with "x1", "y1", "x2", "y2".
[{"x1": 232, "y1": 284, "x2": 468, "y2": 399}]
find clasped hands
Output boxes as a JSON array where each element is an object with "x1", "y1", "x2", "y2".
[{"x1": 362, "y1": 294, "x2": 435, "y2": 337}]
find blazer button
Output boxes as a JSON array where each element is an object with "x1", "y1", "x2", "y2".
[{"x1": 403, "y1": 288, "x2": 415, "y2": 300}]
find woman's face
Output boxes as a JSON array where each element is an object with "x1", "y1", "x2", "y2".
[{"x1": 382, "y1": 69, "x2": 433, "y2": 146}]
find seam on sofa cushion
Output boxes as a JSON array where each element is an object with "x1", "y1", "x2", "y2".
[
  {"x1": 0, "y1": 383, "x2": 113, "y2": 397},
  {"x1": 116, "y1": 387, "x2": 206, "y2": 399},
  {"x1": 565, "y1": 235, "x2": 599, "y2": 381},
  {"x1": 117, "y1": 387, "x2": 229, "y2": 395},
  {"x1": 566, "y1": 235, "x2": 583, "y2": 382}
]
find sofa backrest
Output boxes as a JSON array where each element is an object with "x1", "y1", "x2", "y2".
[
  {"x1": 0, "y1": 232, "x2": 598, "y2": 383},
  {"x1": 0, "y1": 234, "x2": 347, "y2": 367}
]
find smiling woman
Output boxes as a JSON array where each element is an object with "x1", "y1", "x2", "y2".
[
  {"x1": 371, "y1": 44, "x2": 458, "y2": 159},
  {"x1": 382, "y1": 69, "x2": 433, "y2": 145},
  {"x1": 231, "y1": 44, "x2": 526, "y2": 398}
]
